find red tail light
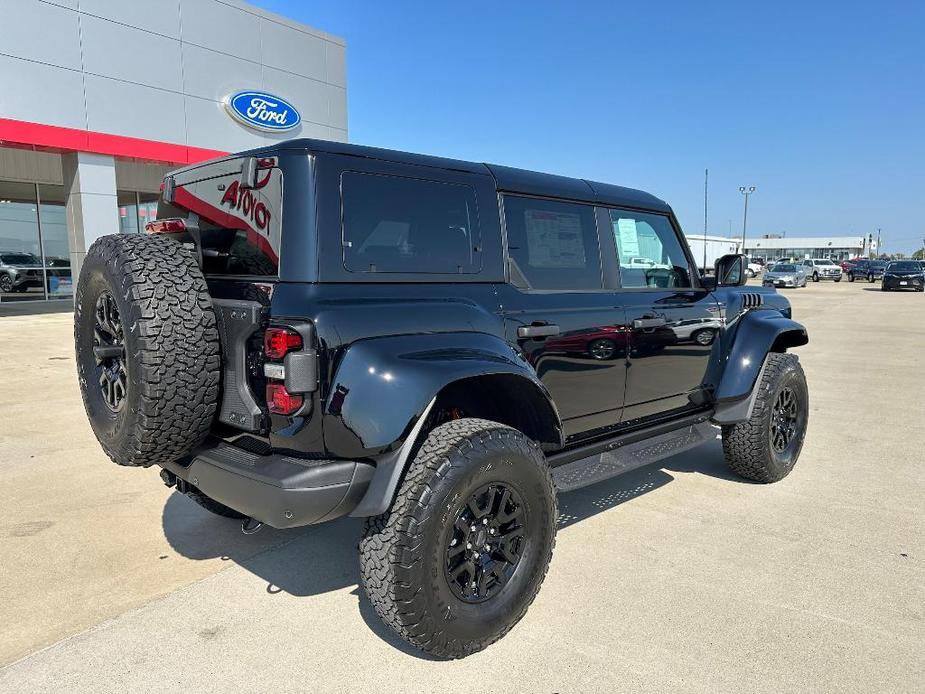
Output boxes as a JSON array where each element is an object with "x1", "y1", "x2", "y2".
[
  {"x1": 145, "y1": 218, "x2": 187, "y2": 234},
  {"x1": 264, "y1": 328, "x2": 303, "y2": 359},
  {"x1": 266, "y1": 383, "x2": 303, "y2": 415}
]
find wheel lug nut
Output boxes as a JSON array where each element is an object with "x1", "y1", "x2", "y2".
[
  {"x1": 489, "y1": 528, "x2": 495, "y2": 535},
  {"x1": 473, "y1": 552, "x2": 479, "y2": 559},
  {"x1": 470, "y1": 525, "x2": 476, "y2": 532},
  {"x1": 466, "y1": 542, "x2": 472, "y2": 549},
  {"x1": 484, "y1": 545, "x2": 490, "y2": 551},
  {"x1": 450, "y1": 538, "x2": 457, "y2": 546}
]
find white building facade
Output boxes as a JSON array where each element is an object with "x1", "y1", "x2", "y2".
[
  {"x1": 742, "y1": 237, "x2": 869, "y2": 262},
  {"x1": 0, "y1": 0, "x2": 346, "y2": 305}
]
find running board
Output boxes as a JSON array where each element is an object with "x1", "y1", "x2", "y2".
[{"x1": 551, "y1": 421, "x2": 715, "y2": 493}]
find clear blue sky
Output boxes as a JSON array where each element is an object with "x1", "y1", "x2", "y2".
[{"x1": 253, "y1": 0, "x2": 925, "y2": 254}]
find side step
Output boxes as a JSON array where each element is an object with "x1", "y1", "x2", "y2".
[{"x1": 551, "y1": 421, "x2": 715, "y2": 493}]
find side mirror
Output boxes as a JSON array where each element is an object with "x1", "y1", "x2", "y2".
[{"x1": 714, "y1": 254, "x2": 747, "y2": 287}]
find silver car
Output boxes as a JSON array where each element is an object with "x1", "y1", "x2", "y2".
[{"x1": 762, "y1": 262, "x2": 808, "y2": 288}]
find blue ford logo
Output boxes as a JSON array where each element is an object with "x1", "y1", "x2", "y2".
[{"x1": 223, "y1": 90, "x2": 301, "y2": 132}]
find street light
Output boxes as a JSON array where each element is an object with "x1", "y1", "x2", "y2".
[{"x1": 739, "y1": 186, "x2": 756, "y2": 254}]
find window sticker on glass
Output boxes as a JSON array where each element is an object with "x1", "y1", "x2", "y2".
[
  {"x1": 615, "y1": 218, "x2": 640, "y2": 256},
  {"x1": 524, "y1": 209, "x2": 587, "y2": 268}
]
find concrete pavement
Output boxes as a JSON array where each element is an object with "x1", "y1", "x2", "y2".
[{"x1": 1, "y1": 280, "x2": 923, "y2": 692}]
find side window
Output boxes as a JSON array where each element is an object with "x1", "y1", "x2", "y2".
[
  {"x1": 608, "y1": 210, "x2": 693, "y2": 288},
  {"x1": 341, "y1": 172, "x2": 480, "y2": 274},
  {"x1": 503, "y1": 196, "x2": 601, "y2": 290}
]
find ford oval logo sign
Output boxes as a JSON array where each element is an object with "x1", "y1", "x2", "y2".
[{"x1": 223, "y1": 90, "x2": 301, "y2": 132}]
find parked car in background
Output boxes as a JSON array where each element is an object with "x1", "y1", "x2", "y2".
[
  {"x1": 801, "y1": 258, "x2": 842, "y2": 282},
  {"x1": 0, "y1": 252, "x2": 44, "y2": 293},
  {"x1": 763, "y1": 263, "x2": 808, "y2": 288},
  {"x1": 670, "y1": 316, "x2": 723, "y2": 345},
  {"x1": 746, "y1": 260, "x2": 763, "y2": 278},
  {"x1": 881, "y1": 261, "x2": 925, "y2": 292},
  {"x1": 847, "y1": 259, "x2": 887, "y2": 283},
  {"x1": 839, "y1": 259, "x2": 857, "y2": 273}
]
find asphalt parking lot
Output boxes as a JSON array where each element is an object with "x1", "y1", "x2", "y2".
[{"x1": 1, "y1": 279, "x2": 922, "y2": 693}]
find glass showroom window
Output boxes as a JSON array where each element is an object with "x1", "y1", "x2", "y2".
[
  {"x1": 0, "y1": 181, "x2": 45, "y2": 302},
  {"x1": 38, "y1": 185, "x2": 71, "y2": 300},
  {"x1": 118, "y1": 191, "x2": 160, "y2": 234}
]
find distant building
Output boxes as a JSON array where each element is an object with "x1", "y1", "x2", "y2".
[{"x1": 742, "y1": 236, "x2": 868, "y2": 261}]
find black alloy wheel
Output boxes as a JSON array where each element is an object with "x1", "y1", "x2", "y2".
[
  {"x1": 94, "y1": 291, "x2": 127, "y2": 412},
  {"x1": 445, "y1": 482, "x2": 527, "y2": 604},
  {"x1": 769, "y1": 386, "x2": 800, "y2": 453},
  {"x1": 0, "y1": 274, "x2": 12, "y2": 293}
]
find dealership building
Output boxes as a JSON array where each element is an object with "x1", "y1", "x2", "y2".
[
  {"x1": 742, "y1": 236, "x2": 870, "y2": 262},
  {"x1": 0, "y1": 0, "x2": 346, "y2": 305}
]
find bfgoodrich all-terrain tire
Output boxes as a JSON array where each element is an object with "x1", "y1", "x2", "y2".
[
  {"x1": 74, "y1": 234, "x2": 220, "y2": 467},
  {"x1": 721, "y1": 353, "x2": 808, "y2": 483},
  {"x1": 359, "y1": 418, "x2": 557, "y2": 659}
]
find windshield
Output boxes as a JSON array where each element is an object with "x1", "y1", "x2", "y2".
[
  {"x1": 888, "y1": 261, "x2": 920, "y2": 271},
  {"x1": 870, "y1": 261, "x2": 887, "y2": 268},
  {"x1": 0, "y1": 253, "x2": 40, "y2": 265},
  {"x1": 773, "y1": 264, "x2": 797, "y2": 272},
  {"x1": 815, "y1": 259, "x2": 835, "y2": 265}
]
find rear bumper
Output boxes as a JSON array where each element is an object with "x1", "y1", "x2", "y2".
[
  {"x1": 883, "y1": 277, "x2": 923, "y2": 289},
  {"x1": 162, "y1": 441, "x2": 375, "y2": 528}
]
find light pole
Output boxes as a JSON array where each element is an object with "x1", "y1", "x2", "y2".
[{"x1": 739, "y1": 186, "x2": 756, "y2": 256}]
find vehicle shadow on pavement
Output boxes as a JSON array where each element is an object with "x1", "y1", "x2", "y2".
[
  {"x1": 556, "y1": 436, "x2": 743, "y2": 529},
  {"x1": 160, "y1": 435, "x2": 739, "y2": 658}
]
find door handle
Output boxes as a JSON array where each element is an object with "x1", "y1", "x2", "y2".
[
  {"x1": 517, "y1": 323, "x2": 561, "y2": 338},
  {"x1": 633, "y1": 317, "x2": 667, "y2": 329}
]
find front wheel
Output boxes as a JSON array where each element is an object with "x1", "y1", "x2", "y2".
[
  {"x1": 722, "y1": 353, "x2": 808, "y2": 483},
  {"x1": 812, "y1": 272, "x2": 819, "y2": 282},
  {"x1": 868, "y1": 274, "x2": 874, "y2": 283},
  {"x1": 835, "y1": 277, "x2": 841, "y2": 282},
  {"x1": 0, "y1": 274, "x2": 11, "y2": 293},
  {"x1": 746, "y1": 268, "x2": 755, "y2": 278},
  {"x1": 359, "y1": 418, "x2": 557, "y2": 659},
  {"x1": 848, "y1": 273, "x2": 855, "y2": 282}
]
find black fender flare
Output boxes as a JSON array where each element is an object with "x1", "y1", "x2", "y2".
[
  {"x1": 319, "y1": 332, "x2": 562, "y2": 517},
  {"x1": 711, "y1": 309, "x2": 808, "y2": 424}
]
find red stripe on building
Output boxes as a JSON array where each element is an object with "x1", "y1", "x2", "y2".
[{"x1": 0, "y1": 118, "x2": 227, "y2": 165}]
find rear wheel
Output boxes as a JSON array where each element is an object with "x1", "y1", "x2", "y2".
[
  {"x1": 74, "y1": 234, "x2": 220, "y2": 467},
  {"x1": 691, "y1": 328, "x2": 716, "y2": 346},
  {"x1": 722, "y1": 353, "x2": 808, "y2": 483},
  {"x1": 359, "y1": 418, "x2": 557, "y2": 659},
  {"x1": 848, "y1": 273, "x2": 855, "y2": 282},
  {"x1": 868, "y1": 274, "x2": 874, "y2": 283},
  {"x1": 588, "y1": 338, "x2": 616, "y2": 360}
]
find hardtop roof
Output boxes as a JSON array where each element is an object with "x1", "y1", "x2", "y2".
[{"x1": 236, "y1": 138, "x2": 671, "y2": 213}]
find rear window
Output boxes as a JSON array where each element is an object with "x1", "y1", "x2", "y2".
[
  {"x1": 157, "y1": 160, "x2": 283, "y2": 277},
  {"x1": 341, "y1": 172, "x2": 481, "y2": 274}
]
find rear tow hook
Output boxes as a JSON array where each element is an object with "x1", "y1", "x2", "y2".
[{"x1": 241, "y1": 518, "x2": 264, "y2": 535}]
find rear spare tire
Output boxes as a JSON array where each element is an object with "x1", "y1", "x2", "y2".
[{"x1": 74, "y1": 234, "x2": 220, "y2": 467}]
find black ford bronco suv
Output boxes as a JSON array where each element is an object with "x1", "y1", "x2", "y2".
[{"x1": 75, "y1": 139, "x2": 809, "y2": 659}]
